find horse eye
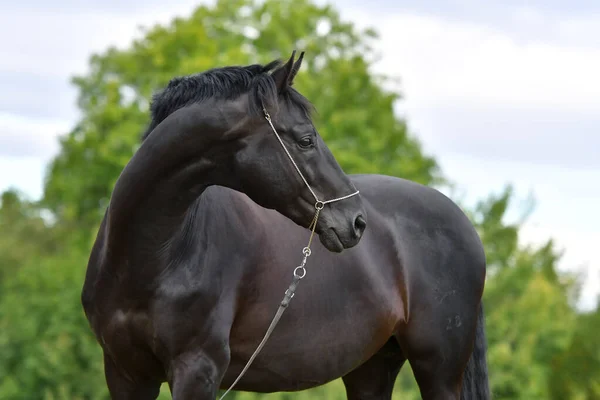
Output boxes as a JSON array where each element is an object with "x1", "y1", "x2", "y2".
[{"x1": 298, "y1": 136, "x2": 314, "y2": 148}]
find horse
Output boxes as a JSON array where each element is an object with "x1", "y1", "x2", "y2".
[{"x1": 81, "y1": 51, "x2": 490, "y2": 400}]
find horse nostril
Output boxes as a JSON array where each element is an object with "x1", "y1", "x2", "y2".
[{"x1": 353, "y1": 214, "x2": 367, "y2": 237}]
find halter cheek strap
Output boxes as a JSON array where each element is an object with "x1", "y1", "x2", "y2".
[{"x1": 263, "y1": 108, "x2": 360, "y2": 208}]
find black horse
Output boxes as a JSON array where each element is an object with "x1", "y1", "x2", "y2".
[{"x1": 82, "y1": 51, "x2": 489, "y2": 400}]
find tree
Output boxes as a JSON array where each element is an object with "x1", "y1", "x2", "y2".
[
  {"x1": 549, "y1": 305, "x2": 600, "y2": 400},
  {"x1": 0, "y1": 244, "x2": 107, "y2": 400},
  {"x1": 0, "y1": 190, "x2": 58, "y2": 283},
  {"x1": 466, "y1": 188, "x2": 581, "y2": 399},
  {"x1": 42, "y1": 0, "x2": 442, "y2": 233}
]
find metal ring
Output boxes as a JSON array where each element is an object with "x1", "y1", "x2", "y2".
[
  {"x1": 293, "y1": 266, "x2": 307, "y2": 279},
  {"x1": 302, "y1": 247, "x2": 311, "y2": 256},
  {"x1": 315, "y1": 201, "x2": 325, "y2": 210}
]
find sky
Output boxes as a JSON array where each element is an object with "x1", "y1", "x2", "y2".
[{"x1": 0, "y1": 0, "x2": 598, "y2": 309}]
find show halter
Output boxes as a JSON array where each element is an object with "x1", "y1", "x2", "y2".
[{"x1": 218, "y1": 108, "x2": 360, "y2": 399}]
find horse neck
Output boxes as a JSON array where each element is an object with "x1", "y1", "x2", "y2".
[{"x1": 104, "y1": 106, "x2": 237, "y2": 263}]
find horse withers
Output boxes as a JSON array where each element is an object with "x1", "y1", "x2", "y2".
[{"x1": 82, "y1": 51, "x2": 490, "y2": 400}]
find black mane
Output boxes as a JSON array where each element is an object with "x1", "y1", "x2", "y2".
[{"x1": 141, "y1": 59, "x2": 314, "y2": 141}]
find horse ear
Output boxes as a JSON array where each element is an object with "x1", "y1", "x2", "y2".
[
  {"x1": 288, "y1": 51, "x2": 304, "y2": 86},
  {"x1": 271, "y1": 50, "x2": 296, "y2": 92}
]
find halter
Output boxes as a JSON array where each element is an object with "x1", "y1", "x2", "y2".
[
  {"x1": 264, "y1": 108, "x2": 361, "y2": 210},
  {"x1": 218, "y1": 108, "x2": 360, "y2": 399}
]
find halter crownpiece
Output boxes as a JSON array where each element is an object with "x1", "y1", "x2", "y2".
[{"x1": 218, "y1": 108, "x2": 360, "y2": 400}]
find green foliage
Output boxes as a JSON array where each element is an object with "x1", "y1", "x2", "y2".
[
  {"x1": 464, "y1": 188, "x2": 581, "y2": 399},
  {"x1": 0, "y1": 190, "x2": 58, "y2": 281},
  {"x1": 549, "y1": 307, "x2": 600, "y2": 400},
  {"x1": 0, "y1": 242, "x2": 107, "y2": 400},
  {"x1": 42, "y1": 0, "x2": 441, "y2": 232},
  {"x1": 0, "y1": 0, "x2": 597, "y2": 398}
]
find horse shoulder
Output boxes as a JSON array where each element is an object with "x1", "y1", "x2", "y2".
[{"x1": 351, "y1": 174, "x2": 486, "y2": 285}]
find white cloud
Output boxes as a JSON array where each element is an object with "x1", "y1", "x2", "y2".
[
  {"x1": 352, "y1": 11, "x2": 600, "y2": 113},
  {"x1": 0, "y1": 2, "x2": 202, "y2": 79},
  {"x1": 0, "y1": 157, "x2": 47, "y2": 200},
  {"x1": 0, "y1": 113, "x2": 69, "y2": 158},
  {"x1": 354, "y1": 8, "x2": 600, "y2": 151},
  {"x1": 555, "y1": 15, "x2": 600, "y2": 48}
]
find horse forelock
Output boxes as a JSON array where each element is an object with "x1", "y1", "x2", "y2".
[{"x1": 140, "y1": 59, "x2": 313, "y2": 142}]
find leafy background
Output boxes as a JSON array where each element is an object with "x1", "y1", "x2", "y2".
[{"x1": 0, "y1": 0, "x2": 598, "y2": 399}]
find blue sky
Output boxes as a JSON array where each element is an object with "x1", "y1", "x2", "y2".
[{"x1": 0, "y1": 0, "x2": 598, "y2": 309}]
